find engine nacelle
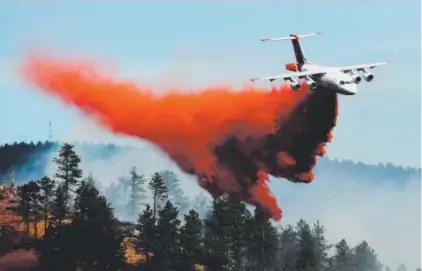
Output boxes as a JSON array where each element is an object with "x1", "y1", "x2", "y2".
[
  {"x1": 305, "y1": 76, "x2": 317, "y2": 90},
  {"x1": 290, "y1": 82, "x2": 301, "y2": 91},
  {"x1": 286, "y1": 78, "x2": 300, "y2": 91},
  {"x1": 348, "y1": 71, "x2": 362, "y2": 84},
  {"x1": 362, "y1": 69, "x2": 374, "y2": 82}
]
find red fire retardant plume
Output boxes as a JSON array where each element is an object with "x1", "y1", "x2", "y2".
[{"x1": 22, "y1": 57, "x2": 338, "y2": 221}]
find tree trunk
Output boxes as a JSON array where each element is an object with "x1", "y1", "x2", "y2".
[
  {"x1": 33, "y1": 219, "x2": 38, "y2": 239},
  {"x1": 25, "y1": 221, "x2": 30, "y2": 243},
  {"x1": 44, "y1": 208, "x2": 48, "y2": 233}
]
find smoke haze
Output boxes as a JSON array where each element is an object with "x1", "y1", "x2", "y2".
[
  {"x1": 35, "y1": 140, "x2": 420, "y2": 270},
  {"x1": 15, "y1": 55, "x2": 421, "y2": 270},
  {"x1": 22, "y1": 56, "x2": 338, "y2": 221}
]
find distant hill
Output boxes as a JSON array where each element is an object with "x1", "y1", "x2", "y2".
[{"x1": 0, "y1": 141, "x2": 420, "y2": 186}]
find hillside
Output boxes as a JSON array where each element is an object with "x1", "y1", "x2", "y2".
[
  {"x1": 0, "y1": 141, "x2": 420, "y2": 187},
  {"x1": 0, "y1": 141, "x2": 420, "y2": 270}
]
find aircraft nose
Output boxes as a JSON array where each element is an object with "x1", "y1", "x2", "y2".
[{"x1": 347, "y1": 84, "x2": 358, "y2": 94}]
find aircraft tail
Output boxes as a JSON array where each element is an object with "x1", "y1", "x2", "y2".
[{"x1": 261, "y1": 32, "x2": 321, "y2": 70}]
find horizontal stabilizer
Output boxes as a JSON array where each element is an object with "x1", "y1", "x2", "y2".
[{"x1": 261, "y1": 31, "x2": 321, "y2": 42}]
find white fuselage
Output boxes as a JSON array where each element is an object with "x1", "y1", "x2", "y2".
[{"x1": 301, "y1": 63, "x2": 358, "y2": 95}]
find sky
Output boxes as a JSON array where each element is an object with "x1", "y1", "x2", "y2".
[
  {"x1": 0, "y1": 2, "x2": 421, "y2": 167},
  {"x1": 0, "y1": 3, "x2": 420, "y2": 269}
]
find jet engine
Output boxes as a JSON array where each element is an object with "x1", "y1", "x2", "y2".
[
  {"x1": 305, "y1": 76, "x2": 317, "y2": 90},
  {"x1": 290, "y1": 82, "x2": 301, "y2": 91},
  {"x1": 361, "y1": 69, "x2": 374, "y2": 82},
  {"x1": 287, "y1": 78, "x2": 300, "y2": 91},
  {"x1": 348, "y1": 71, "x2": 362, "y2": 84}
]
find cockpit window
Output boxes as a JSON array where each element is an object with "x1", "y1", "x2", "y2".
[{"x1": 340, "y1": 80, "x2": 353, "y2": 85}]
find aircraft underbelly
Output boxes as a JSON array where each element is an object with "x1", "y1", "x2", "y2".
[{"x1": 315, "y1": 76, "x2": 355, "y2": 95}]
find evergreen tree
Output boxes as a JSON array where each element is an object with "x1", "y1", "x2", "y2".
[
  {"x1": 330, "y1": 239, "x2": 353, "y2": 271},
  {"x1": 123, "y1": 167, "x2": 146, "y2": 218},
  {"x1": 351, "y1": 241, "x2": 383, "y2": 271},
  {"x1": 179, "y1": 209, "x2": 204, "y2": 271},
  {"x1": 225, "y1": 196, "x2": 252, "y2": 270},
  {"x1": 296, "y1": 219, "x2": 318, "y2": 271},
  {"x1": 278, "y1": 224, "x2": 299, "y2": 271},
  {"x1": 203, "y1": 195, "x2": 238, "y2": 271},
  {"x1": 148, "y1": 172, "x2": 168, "y2": 219},
  {"x1": 72, "y1": 176, "x2": 125, "y2": 270},
  {"x1": 37, "y1": 223, "x2": 78, "y2": 271},
  {"x1": 38, "y1": 176, "x2": 56, "y2": 233},
  {"x1": 312, "y1": 220, "x2": 331, "y2": 270},
  {"x1": 246, "y1": 207, "x2": 278, "y2": 271},
  {"x1": 160, "y1": 170, "x2": 190, "y2": 215},
  {"x1": 27, "y1": 180, "x2": 41, "y2": 239},
  {"x1": 52, "y1": 143, "x2": 82, "y2": 208},
  {"x1": 52, "y1": 183, "x2": 67, "y2": 227},
  {"x1": 150, "y1": 200, "x2": 181, "y2": 271},
  {"x1": 14, "y1": 183, "x2": 32, "y2": 242},
  {"x1": 135, "y1": 204, "x2": 156, "y2": 266}
]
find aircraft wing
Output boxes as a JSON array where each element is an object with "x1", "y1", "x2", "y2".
[
  {"x1": 338, "y1": 61, "x2": 391, "y2": 73},
  {"x1": 250, "y1": 69, "x2": 327, "y2": 82}
]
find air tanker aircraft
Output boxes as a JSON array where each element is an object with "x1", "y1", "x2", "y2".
[{"x1": 250, "y1": 32, "x2": 390, "y2": 95}]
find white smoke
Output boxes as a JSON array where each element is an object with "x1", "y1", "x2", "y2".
[{"x1": 42, "y1": 116, "x2": 421, "y2": 270}]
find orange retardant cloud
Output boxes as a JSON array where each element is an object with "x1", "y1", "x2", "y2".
[{"x1": 22, "y1": 56, "x2": 338, "y2": 221}]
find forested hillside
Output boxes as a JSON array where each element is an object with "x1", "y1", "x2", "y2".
[
  {"x1": 1, "y1": 143, "x2": 417, "y2": 271},
  {"x1": 0, "y1": 141, "x2": 420, "y2": 186}
]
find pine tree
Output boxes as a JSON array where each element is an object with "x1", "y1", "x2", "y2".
[
  {"x1": 27, "y1": 180, "x2": 41, "y2": 239},
  {"x1": 179, "y1": 209, "x2": 204, "y2": 271},
  {"x1": 278, "y1": 224, "x2": 299, "y2": 271},
  {"x1": 122, "y1": 167, "x2": 146, "y2": 218},
  {"x1": 135, "y1": 204, "x2": 156, "y2": 265},
  {"x1": 14, "y1": 184, "x2": 32, "y2": 242},
  {"x1": 296, "y1": 219, "x2": 318, "y2": 271},
  {"x1": 312, "y1": 220, "x2": 331, "y2": 270},
  {"x1": 203, "y1": 195, "x2": 234, "y2": 271},
  {"x1": 52, "y1": 143, "x2": 82, "y2": 208},
  {"x1": 72, "y1": 176, "x2": 125, "y2": 270},
  {"x1": 148, "y1": 172, "x2": 168, "y2": 220},
  {"x1": 37, "y1": 223, "x2": 78, "y2": 271},
  {"x1": 8, "y1": 181, "x2": 41, "y2": 241},
  {"x1": 351, "y1": 241, "x2": 382, "y2": 271},
  {"x1": 52, "y1": 183, "x2": 67, "y2": 227},
  {"x1": 225, "y1": 196, "x2": 251, "y2": 270},
  {"x1": 150, "y1": 200, "x2": 181, "y2": 271},
  {"x1": 246, "y1": 207, "x2": 278, "y2": 271},
  {"x1": 38, "y1": 176, "x2": 56, "y2": 233},
  {"x1": 330, "y1": 239, "x2": 353, "y2": 271},
  {"x1": 160, "y1": 170, "x2": 190, "y2": 215}
]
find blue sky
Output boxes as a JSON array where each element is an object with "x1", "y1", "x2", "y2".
[{"x1": 0, "y1": 2, "x2": 420, "y2": 167}]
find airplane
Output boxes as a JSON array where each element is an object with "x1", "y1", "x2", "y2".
[{"x1": 250, "y1": 32, "x2": 391, "y2": 95}]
